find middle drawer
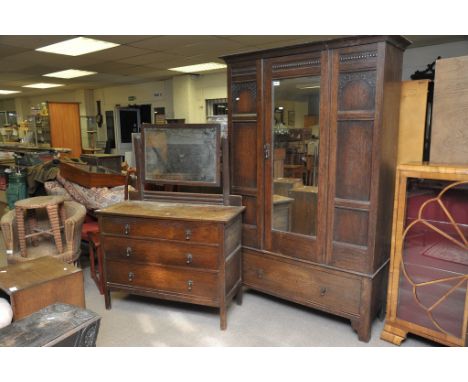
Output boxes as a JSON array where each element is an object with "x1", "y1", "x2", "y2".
[{"x1": 102, "y1": 236, "x2": 219, "y2": 270}]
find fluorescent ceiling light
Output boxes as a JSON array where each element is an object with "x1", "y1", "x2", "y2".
[
  {"x1": 36, "y1": 37, "x2": 119, "y2": 56},
  {"x1": 22, "y1": 83, "x2": 64, "y2": 89},
  {"x1": 43, "y1": 69, "x2": 97, "y2": 79},
  {"x1": 169, "y1": 62, "x2": 227, "y2": 73},
  {"x1": 0, "y1": 90, "x2": 21, "y2": 95}
]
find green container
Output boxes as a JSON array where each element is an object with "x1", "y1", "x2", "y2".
[{"x1": 6, "y1": 172, "x2": 27, "y2": 209}]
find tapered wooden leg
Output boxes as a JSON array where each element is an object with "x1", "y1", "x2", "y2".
[
  {"x1": 15, "y1": 207, "x2": 27, "y2": 257},
  {"x1": 220, "y1": 304, "x2": 227, "y2": 330},
  {"x1": 235, "y1": 286, "x2": 244, "y2": 305},
  {"x1": 46, "y1": 204, "x2": 63, "y2": 253},
  {"x1": 351, "y1": 318, "x2": 372, "y2": 343},
  {"x1": 378, "y1": 304, "x2": 386, "y2": 321},
  {"x1": 105, "y1": 288, "x2": 112, "y2": 310}
]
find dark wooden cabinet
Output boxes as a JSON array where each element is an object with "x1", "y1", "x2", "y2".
[
  {"x1": 98, "y1": 201, "x2": 243, "y2": 330},
  {"x1": 223, "y1": 35, "x2": 410, "y2": 341}
]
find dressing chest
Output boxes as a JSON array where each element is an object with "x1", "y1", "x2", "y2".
[{"x1": 97, "y1": 124, "x2": 244, "y2": 329}]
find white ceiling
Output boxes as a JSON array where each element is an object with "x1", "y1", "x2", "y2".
[{"x1": 0, "y1": 35, "x2": 466, "y2": 98}]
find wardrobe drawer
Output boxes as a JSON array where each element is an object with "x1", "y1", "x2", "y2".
[
  {"x1": 100, "y1": 216, "x2": 220, "y2": 243},
  {"x1": 243, "y1": 251, "x2": 361, "y2": 315},
  {"x1": 102, "y1": 236, "x2": 219, "y2": 270},
  {"x1": 106, "y1": 260, "x2": 218, "y2": 300}
]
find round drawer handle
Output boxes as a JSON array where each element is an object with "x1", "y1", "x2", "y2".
[
  {"x1": 128, "y1": 272, "x2": 135, "y2": 282},
  {"x1": 186, "y1": 253, "x2": 193, "y2": 264},
  {"x1": 124, "y1": 224, "x2": 130, "y2": 235},
  {"x1": 187, "y1": 280, "x2": 193, "y2": 291},
  {"x1": 126, "y1": 247, "x2": 132, "y2": 257},
  {"x1": 320, "y1": 287, "x2": 327, "y2": 296}
]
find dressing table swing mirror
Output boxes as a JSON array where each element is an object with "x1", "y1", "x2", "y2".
[{"x1": 97, "y1": 123, "x2": 245, "y2": 330}]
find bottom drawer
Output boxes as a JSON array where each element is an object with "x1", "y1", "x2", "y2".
[
  {"x1": 243, "y1": 250, "x2": 361, "y2": 315},
  {"x1": 106, "y1": 260, "x2": 218, "y2": 301}
]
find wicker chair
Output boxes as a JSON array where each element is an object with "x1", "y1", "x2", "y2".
[{"x1": 0, "y1": 201, "x2": 86, "y2": 264}]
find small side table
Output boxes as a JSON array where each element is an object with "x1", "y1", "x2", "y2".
[
  {"x1": 15, "y1": 195, "x2": 66, "y2": 258},
  {"x1": 0, "y1": 256, "x2": 85, "y2": 321}
]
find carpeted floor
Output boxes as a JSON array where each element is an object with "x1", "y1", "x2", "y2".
[{"x1": 80, "y1": 257, "x2": 435, "y2": 347}]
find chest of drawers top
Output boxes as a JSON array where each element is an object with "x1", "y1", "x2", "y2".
[{"x1": 96, "y1": 200, "x2": 244, "y2": 223}]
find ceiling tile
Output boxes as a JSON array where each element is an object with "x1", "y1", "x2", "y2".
[
  {"x1": 81, "y1": 62, "x2": 140, "y2": 75},
  {"x1": 130, "y1": 69, "x2": 175, "y2": 79},
  {"x1": 0, "y1": 43, "x2": 31, "y2": 59},
  {"x1": 0, "y1": 58, "x2": 40, "y2": 72},
  {"x1": 128, "y1": 36, "x2": 219, "y2": 51},
  {"x1": 85, "y1": 35, "x2": 154, "y2": 44},
  {"x1": 218, "y1": 35, "x2": 308, "y2": 45},
  {"x1": 117, "y1": 51, "x2": 180, "y2": 65},
  {"x1": 1, "y1": 51, "x2": 103, "y2": 69},
  {"x1": 405, "y1": 35, "x2": 468, "y2": 48},
  {"x1": 83, "y1": 45, "x2": 153, "y2": 61},
  {"x1": 0, "y1": 36, "x2": 75, "y2": 49},
  {"x1": 0, "y1": 72, "x2": 36, "y2": 81}
]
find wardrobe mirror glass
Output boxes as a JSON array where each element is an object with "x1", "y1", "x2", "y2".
[{"x1": 272, "y1": 76, "x2": 320, "y2": 237}]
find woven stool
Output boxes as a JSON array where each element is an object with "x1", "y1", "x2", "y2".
[{"x1": 14, "y1": 195, "x2": 66, "y2": 258}]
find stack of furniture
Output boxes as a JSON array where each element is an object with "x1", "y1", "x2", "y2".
[{"x1": 223, "y1": 35, "x2": 410, "y2": 341}]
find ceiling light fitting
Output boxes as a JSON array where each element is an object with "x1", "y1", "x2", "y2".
[
  {"x1": 36, "y1": 37, "x2": 119, "y2": 56},
  {"x1": 169, "y1": 62, "x2": 227, "y2": 73},
  {"x1": 43, "y1": 69, "x2": 97, "y2": 79},
  {"x1": 22, "y1": 83, "x2": 64, "y2": 89}
]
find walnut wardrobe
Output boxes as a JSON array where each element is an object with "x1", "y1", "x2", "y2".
[{"x1": 222, "y1": 35, "x2": 410, "y2": 341}]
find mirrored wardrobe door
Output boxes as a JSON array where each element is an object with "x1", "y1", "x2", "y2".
[{"x1": 264, "y1": 53, "x2": 329, "y2": 262}]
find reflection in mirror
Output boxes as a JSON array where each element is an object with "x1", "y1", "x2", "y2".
[
  {"x1": 144, "y1": 126, "x2": 220, "y2": 185},
  {"x1": 272, "y1": 76, "x2": 320, "y2": 237}
]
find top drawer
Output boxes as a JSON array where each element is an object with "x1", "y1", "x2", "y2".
[{"x1": 100, "y1": 216, "x2": 221, "y2": 243}]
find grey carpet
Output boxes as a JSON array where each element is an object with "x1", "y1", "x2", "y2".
[{"x1": 81, "y1": 259, "x2": 434, "y2": 347}]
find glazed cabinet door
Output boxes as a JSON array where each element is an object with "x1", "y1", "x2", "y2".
[{"x1": 263, "y1": 51, "x2": 330, "y2": 262}]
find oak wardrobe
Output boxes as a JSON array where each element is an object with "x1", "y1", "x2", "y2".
[{"x1": 222, "y1": 35, "x2": 410, "y2": 341}]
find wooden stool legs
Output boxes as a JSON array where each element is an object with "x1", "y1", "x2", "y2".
[
  {"x1": 15, "y1": 208, "x2": 27, "y2": 258},
  {"x1": 46, "y1": 204, "x2": 64, "y2": 254}
]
